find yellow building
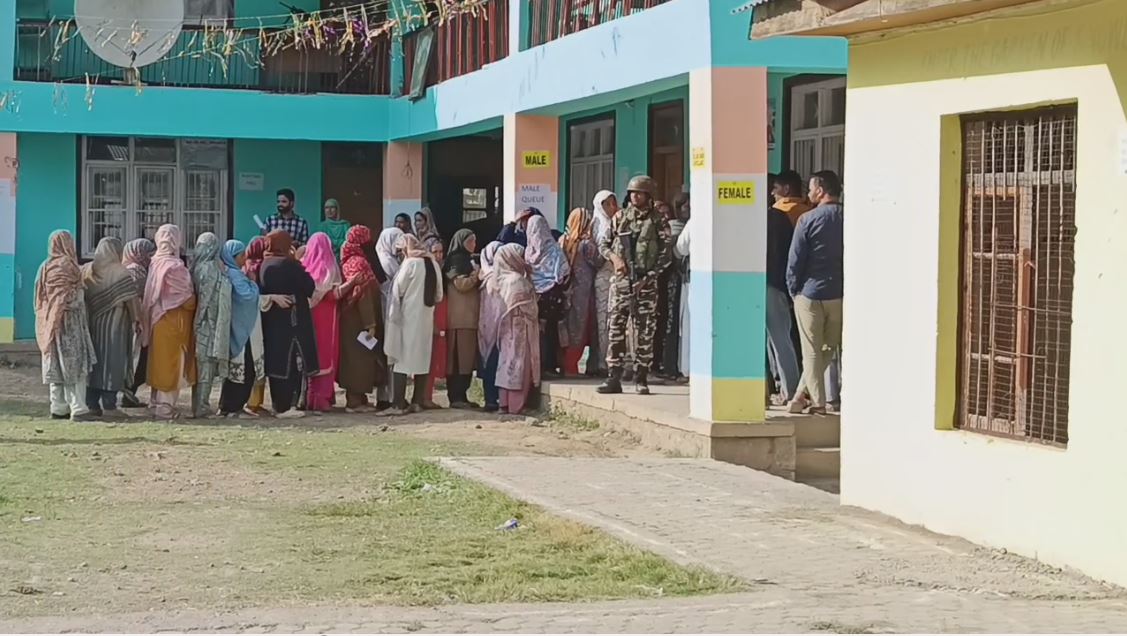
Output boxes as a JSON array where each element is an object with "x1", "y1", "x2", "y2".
[{"x1": 753, "y1": 0, "x2": 1127, "y2": 586}]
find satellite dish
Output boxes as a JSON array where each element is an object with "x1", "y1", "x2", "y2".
[{"x1": 75, "y1": 0, "x2": 184, "y2": 70}]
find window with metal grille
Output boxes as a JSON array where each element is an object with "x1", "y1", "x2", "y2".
[
  {"x1": 81, "y1": 137, "x2": 229, "y2": 257},
  {"x1": 958, "y1": 106, "x2": 1077, "y2": 446}
]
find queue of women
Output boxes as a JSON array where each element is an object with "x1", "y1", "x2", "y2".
[{"x1": 36, "y1": 196, "x2": 668, "y2": 421}]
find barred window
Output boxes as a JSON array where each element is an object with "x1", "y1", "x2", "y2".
[{"x1": 958, "y1": 106, "x2": 1077, "y2": 446}]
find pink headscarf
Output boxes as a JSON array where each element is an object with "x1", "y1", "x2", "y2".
[
  {"x1": 300, "y1": 232, "x2": 341, "y2": 306},
  {"x1": 477, "y1": 241, "x2": 504, "y2": 355},
  {"x1": 141, "y1": 224, "x2": 194, "y2": 345}
]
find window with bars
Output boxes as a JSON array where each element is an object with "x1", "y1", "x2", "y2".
[
  {"x1": 957, "y1": 105, "x2": 1077, "y2": 446},
  {"x1": 81, "y1": 137, "x2": 228, "y2": 256},
  {"x1": 569, "y1": 117, "x2": 616, "y2": 211},
  {"x1": 789, "y1": 77, "x2": 846, "y2": 182}
]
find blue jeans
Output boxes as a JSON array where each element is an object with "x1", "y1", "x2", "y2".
[
  {"x1": 479, "y1": 347, "x2": 500, "y2": 407},
  {"x1": 85, "y1": 387, "x2": 118, "y2": 413},
  {"x1": 766, "y1": 286, "x2": 801, "y2": 400}
]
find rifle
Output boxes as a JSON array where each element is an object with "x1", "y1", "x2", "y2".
[{"x1": 617, "y1": 229, "x2": 640, "y2": 319}]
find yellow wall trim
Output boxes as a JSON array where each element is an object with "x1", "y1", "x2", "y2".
[
  {"x1": 711, "y1": 378, "x2": 766, "y2": 423},
  {"x1": 0, "y1": 318, "x2": 13, "y2": 344}
]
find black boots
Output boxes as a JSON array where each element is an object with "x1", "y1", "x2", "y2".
[
  {"x1": 634, "y1": 367, "x2": 650, "y2": 395},
  {"x1": 597, "y1": 367, "x2": 624, "y2": 394}
]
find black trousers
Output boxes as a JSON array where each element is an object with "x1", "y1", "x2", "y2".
[
  {"x1": 446, "y1": 374, "x2": 471, "y2": 404},
  {"x1": 219, "y1": 347, "x2": 255, "y2": 414},
  {"x1": 129, "y1": 346, "x2": 149, "y2": 392},
  {"x1": 393, "y1": 372, "x2": 429, "y2": 409}
]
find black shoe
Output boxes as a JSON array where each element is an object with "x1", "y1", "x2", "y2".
[
  {"x1": 483, "y1": 403, "x2": 500, "y2": 413},
  {"x1": 634, "y1": 368, "x2": 650, "y2": 395},
  {"x1": 51, "y1": 413, "x2": 69, "y2": 420},
  {"x1": 375, "y1": 400, "x2": 393, "y2": 412},
  {"x1": 623, "y1": 367, "x2": 635, "y2": 383},
  {"x1": 597, "y1": 368, "x2": 624, "y2": 394}
]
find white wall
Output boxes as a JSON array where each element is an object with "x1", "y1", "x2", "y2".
[{"x1": 841, "y1": 63, "x2": 1127, "y2": 586}]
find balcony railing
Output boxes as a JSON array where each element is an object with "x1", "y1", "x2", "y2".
[
  {"x1": 528, "y1": 0, "x2": 670, "y2": 46},
  {"x1": 15, "y1": 21, "x2": 391, "y2": 95},
  {"x1": 403, "y1": 0, "x2": 508, "y2": 91}
]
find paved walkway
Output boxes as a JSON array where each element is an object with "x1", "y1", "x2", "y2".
[{"x1": 5, "y1": 457, "x2": 1127, "y2": 633}]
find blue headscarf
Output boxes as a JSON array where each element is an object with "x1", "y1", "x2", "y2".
[{"x1": 222, "y1": 239, "x2": 260, "y2": 358}]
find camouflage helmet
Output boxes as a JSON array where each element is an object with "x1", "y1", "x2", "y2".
[{"x1": 626, "y1": 175, "x2": 657, "y2": 197}]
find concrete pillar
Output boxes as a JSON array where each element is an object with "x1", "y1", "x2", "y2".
[
  {"x1": 687, "y1": 67, "x2": 768, "y2": 423},
  {"x1": 382, "y1": 141, "x2": 424, "y2": 228},
  {"x1": 0, "y1": 133, "x2": 15, "y2": 343},
  {"x1": 503, "y1": 114, "x2": 560, "y2": 227}
]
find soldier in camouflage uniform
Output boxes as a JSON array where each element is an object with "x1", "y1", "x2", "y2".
[{"x1": 597, "y1": 175, "x2": 672, "y2": 395}]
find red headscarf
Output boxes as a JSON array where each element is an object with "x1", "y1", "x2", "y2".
[
  {"x1": 340, "y1": 225, "x2": 378, "y2": 305},
  {"x1": 243, "y1": 237, "x2": 265, "y2": 282},
  {"x1": 34, "y1": 230, "x2": 83, "y2": 352},
  {"x1": 264, "y1": 229, "x2": 293, "y2": 259}
]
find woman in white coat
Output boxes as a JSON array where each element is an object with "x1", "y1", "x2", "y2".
[{"x1": 384, "y1": 233, "x2": 444, "y2": 414}]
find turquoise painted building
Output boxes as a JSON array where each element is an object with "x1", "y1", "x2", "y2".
[{"x1": 0, "y1": 0, "x2": 845, "y2": 424}]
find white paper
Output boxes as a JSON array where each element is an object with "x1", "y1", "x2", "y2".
[
  {"x1": 238, "y1": 172, "x2": 264, "y2": 191},
  {"x1": 1119, "y1": 131, "x2": 1127, "y2": 176},
  {"x1": 357, "y1": 331, "x2": 379, "y2": 350},
  {"x1": 516, "y1": 183, "x2": 559, "y2": 228},
  {"x1": 253, "y1": 214, "x2": 267, "y2": 230}
]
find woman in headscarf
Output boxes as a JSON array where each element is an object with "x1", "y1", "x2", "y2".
[
  {"x1": 241, "y1": 237, "x2": 270, "y2": 415},
  {"x1": 394, "y1": 213, "x2": 413, "y2": 236},
  {"x1": 590, "y1": 190, "x2": 619, "y2": 377},
  {"x1": 36, "y1": 230, "x2": 97, "y2": 421},
  {"x1": 189, "y1": 232, "x2": 232, "y2": 418},
  {"x1": 384, "y1": 233, "x2": 443, "y2": 414},
  {"x1": 414, "y1": 207, "x2": 443, "y2": 253},
  {"x1": 259, "y1": 230, "x2": 319, "y2": 418},
  {"x1": 337, "y1": 225, "x2": 386, "y2": 412},
  {"x1": 120, "y1": 238, "x2": 156, "y2": 408},
  {"x1": 318, "y1": 198, "x2": 352, "y2": 259},
  {"x1": 525, "y1": 214, "x2": 570, "y2": 378},
  {"x1": 301, "y1": 232, "x2": 343, "y2": 412},
  {"x1": 492, "y1": 244, "x2": 540, "y2": 415},
  {"x1": 443, "y1": 229, "x2": 480, "y2": 409},
  {"x1": 557, "y1": 207, "x2": 603, "y2": 377},
  {"x1": 422, "y1": 241, "x2": 447, "y2": 409},
  {"x1": 662, "y1": 193, "x2": 690, "y2": 381},
  {"x1": 83, "y1": 236, "x2": 139, "y2": 417},
  {"x1": 373, "y1": 227, "x2": 405, "y2": 409},
  {"x1": 143, "y1": 224, "x2": 197, "y2": 420},
  {"x1": 216, "y1": 239, "x2": 281, "y2": 417},
  {"x1": 476, "y1": 241, "x2": 503, "y2": 412}
]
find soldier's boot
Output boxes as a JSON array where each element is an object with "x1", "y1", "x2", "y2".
[
  {"x1": 623, "y1": 367, "x2": 635, "y2": 383},
  {"x1": 597, "y1": 367, "x2": 624, "y2": 394},
  {"x1": 634, "y1": 367, "x2": 651, "y2": 395}
]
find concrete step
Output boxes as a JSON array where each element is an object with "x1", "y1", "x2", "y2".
[
  {"x1": 794, "y1": 416, "x2": 840, "y2": 448},
  {"x1": 797, "y1": 476, "x2": 840, "y2": 494},
  {"x1": 796, "y1": 446, "x2": 840, "y2": 480}
]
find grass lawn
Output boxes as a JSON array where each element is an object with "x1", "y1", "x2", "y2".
[{"x1": 0, "y1": 415, "x2": 742, "y2": 617}]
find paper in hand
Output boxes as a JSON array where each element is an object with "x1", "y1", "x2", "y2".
[
  {"x1": 357, "y1": 331, "x2": 379, "y2": 350},
  {"x1": 253, "y1": 214, "x2": 266, "y2": 230}
]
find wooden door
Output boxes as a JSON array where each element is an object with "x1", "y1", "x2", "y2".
[
  {"x1": 322, "y1": 142, "x2": 383, "y2": 232},
  {"x1": 648, "y1": 101, "x2": 685, "y2": 206}
]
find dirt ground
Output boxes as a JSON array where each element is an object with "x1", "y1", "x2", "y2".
[{"x1": 0, "y1": 351, "x2": 649, "y2": 459}]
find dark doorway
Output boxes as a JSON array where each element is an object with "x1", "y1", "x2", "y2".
[
  {"x1": 322, "y1": 142, "x2": 383, "y2": 232},
  {"x1": 425, "y1": 134, "x2": 503, "y2": 249},
  {"x1": 648, "y1": 100, "x2": 685, "y2": 207}
]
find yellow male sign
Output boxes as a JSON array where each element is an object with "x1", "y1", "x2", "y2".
[
  {"x1": 716, "y1": 181, "x2": 756, "y2": 205},
  {"x1": 522, "y1": 151, "x2": 551, "y2": 168}
]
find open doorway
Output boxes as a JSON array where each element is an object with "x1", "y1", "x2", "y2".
[
  {"x1": 425, "y1": 135, "x2": 503, "y2": 246},
  {"x1": 322, "y1": 142, "x2": 383, "y2": 231},
  {"x1": 649, "y1": 100, "x2": 685, "y2": 206}
]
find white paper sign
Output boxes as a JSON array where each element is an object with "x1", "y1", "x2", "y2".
[
  {"x1": 516, "y1": 183, "x2": 558, "y2": 227},
  {"x1": 239, "y1": 172, "x2": 264, "y2": 191}
]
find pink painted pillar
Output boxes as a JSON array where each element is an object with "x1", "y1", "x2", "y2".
[
  {"x1": 503, "y1": 114, "x2": 560, "y2": 227},
  {"x1": 383, "y1": 141, "x2": 424, "y2": 229},
  {"x1": 0, "y1": 133, "x2": 15, "y2": 343}
]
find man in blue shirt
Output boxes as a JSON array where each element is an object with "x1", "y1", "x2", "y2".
[{"x1": 786, "y1": 170, "x2": 843, "y2": 415}]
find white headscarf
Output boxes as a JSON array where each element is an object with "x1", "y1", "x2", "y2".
[
  {"x1": 592, "y1": 190, "x2": 616, "y2": 246},
  {"x1": 376, "y1": 227, "x2": 404, "y2": 284}
]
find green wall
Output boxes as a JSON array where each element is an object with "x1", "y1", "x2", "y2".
[
  {"x1": 557, "y1": 86, "x2": 689, "y2": 226},
  {"x1": 15, "y1": 133, "x2": 77, "y2": 340},
  {"x1": 232, "y1": 139, "x2": 322, "y2": 243}
]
